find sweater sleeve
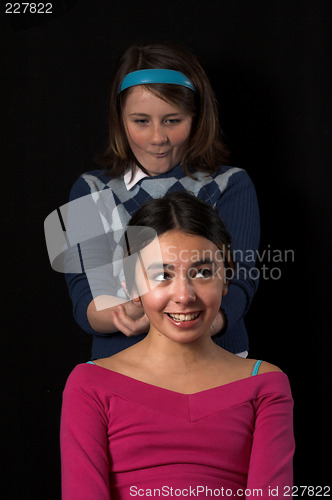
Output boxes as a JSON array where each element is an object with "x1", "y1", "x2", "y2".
[
  {"x1": 60, "y1": 368, "x2": 111, "y2": 500},
  {"x1": 216, "y1": 170, "x2": 260, "y2": 330},
  {"x1": 246, "y1": 377, "x2": 295, "y2": 498},
  {"x1": 65, "y1": 174, "x2": 104, "y2": 334}
]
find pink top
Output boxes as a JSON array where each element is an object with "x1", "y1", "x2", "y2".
[{"x1": 60, "y1": 364, "x2": 294, "y2": 499}]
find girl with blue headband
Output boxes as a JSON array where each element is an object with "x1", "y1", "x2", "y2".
[{"x1": 65, "y1": 41, "x2": 260, "y2": 360}]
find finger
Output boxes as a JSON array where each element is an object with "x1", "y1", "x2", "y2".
[
  {"x1": 115, "y1": 305, "x2": 138, "y2": 331},
  {"x1": 112, "y1": 306, "x2": 146, "y2": 337},
  {"x1": 110, "y1": 310, "x2": 135, "y2": 337}
]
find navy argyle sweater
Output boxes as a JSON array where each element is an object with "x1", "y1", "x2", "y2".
[{"x1": 65, "y1": 164, "x2": 260, "y2": 359}]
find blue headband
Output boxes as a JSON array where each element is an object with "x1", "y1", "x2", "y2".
[{"x1": 118, "y1": 69, "x2": 196, "y2": 94}]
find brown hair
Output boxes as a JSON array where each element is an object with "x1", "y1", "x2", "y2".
[{"x1": 99, "y1": 42, "x2": 229, "y2": 178}]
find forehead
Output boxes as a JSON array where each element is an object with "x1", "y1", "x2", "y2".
[
  {"x1": 123, "y1": 86, "x2": 182, "y2": 114},
  {"x1": 140, "y1": 231, "x2": 221, "y2": 265}
]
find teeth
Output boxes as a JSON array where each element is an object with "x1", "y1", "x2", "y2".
[{"x1": 168, "y1": 312, "x2": 200, "y2": 322}]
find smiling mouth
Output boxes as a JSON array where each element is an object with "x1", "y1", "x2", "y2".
[{"x1": 167, "y1": 312, "x2": 200, "y2": 322}]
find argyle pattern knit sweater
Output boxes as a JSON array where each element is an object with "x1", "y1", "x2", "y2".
[{"x1": 65, "y1": 164, "x2": 260, "y2": 359}]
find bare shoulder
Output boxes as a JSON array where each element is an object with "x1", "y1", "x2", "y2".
[
  {"x1": 93, "y1": 352, "x2": 127, "y2": 370},
  {"x1": 92, "y1": 343, "x2": 141, "y2": 373},
  {"x1": 257, "y1": 360, "x2": 283, "y2": 374},
  {"x1": 220, "y1": 353, "x2": 283, "y2": 380},
  {"x1": 92, "y1": 356, "x2": 115, "y2": 369}
]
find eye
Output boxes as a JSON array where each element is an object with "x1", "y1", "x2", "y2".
[
  {"x1": 134, "y1": 119, "x2": 149, "y2": 124},
  {"x1": 165, "y1": 119, "x2": 181, "y2": 125},
  {"x1": 191, "y1": 267, "x2": 214, "y2": 279},
  {"x1": 150, "y1": 271, "x2": 172, "y2": 283}
]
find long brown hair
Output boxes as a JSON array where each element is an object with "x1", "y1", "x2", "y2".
[{"x1": 100, "y1": 42, "x2": 229, "y2": 178}]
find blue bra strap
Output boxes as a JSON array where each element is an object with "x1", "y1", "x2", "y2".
[
  {"x1": 252, "y1": 360, "x2": 263, "y2": 376},
  {"x1": 86, "y1": 361, "x2": 96, "y2": 365}
]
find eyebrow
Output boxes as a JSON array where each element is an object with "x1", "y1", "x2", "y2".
[
  {"x1": 128, "y1": 112, "x2": 183, "y2": 117},
  {"x1": 146, "y1": 263, "x2": 166, "y2": 271},
  {"x1": 188, "y1": 259, "x2": 216, "y2": 267},
  {"x1": 146, "y1": 259, "x2": 216, "y2": 271}
]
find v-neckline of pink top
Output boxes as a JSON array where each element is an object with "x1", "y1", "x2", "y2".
[{"x1": 83, "y1": 362, "x2": 290, "y2": 421}]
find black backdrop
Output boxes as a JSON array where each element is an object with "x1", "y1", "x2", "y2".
[{"x1": 2, "y1": 1, "x2": 331, "y2": 498}]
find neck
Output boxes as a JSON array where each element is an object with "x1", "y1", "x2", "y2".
[{"x1": 138, "y1": 330, "x2": 222, "y2": 374}]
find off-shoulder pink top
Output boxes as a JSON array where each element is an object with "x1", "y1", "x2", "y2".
[{"x1": 60, "y1": 363, "x2": 294, "y2": 499}]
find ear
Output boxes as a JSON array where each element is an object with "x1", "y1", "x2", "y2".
[{"x1": 132, "y1": 296, "x2": 142, "y2": 306}]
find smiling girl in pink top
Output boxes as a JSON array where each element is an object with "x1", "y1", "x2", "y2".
[{"x1": 61, "y1": 192, "x2": 294, "y2": 500}]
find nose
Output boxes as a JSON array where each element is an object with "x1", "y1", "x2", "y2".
[
  {"x1": 172, "y1": 276, "x2": 196, "y2": 305},
  {"x1": 150, "y1": 123, "x2": 167, "y2": 145}
]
